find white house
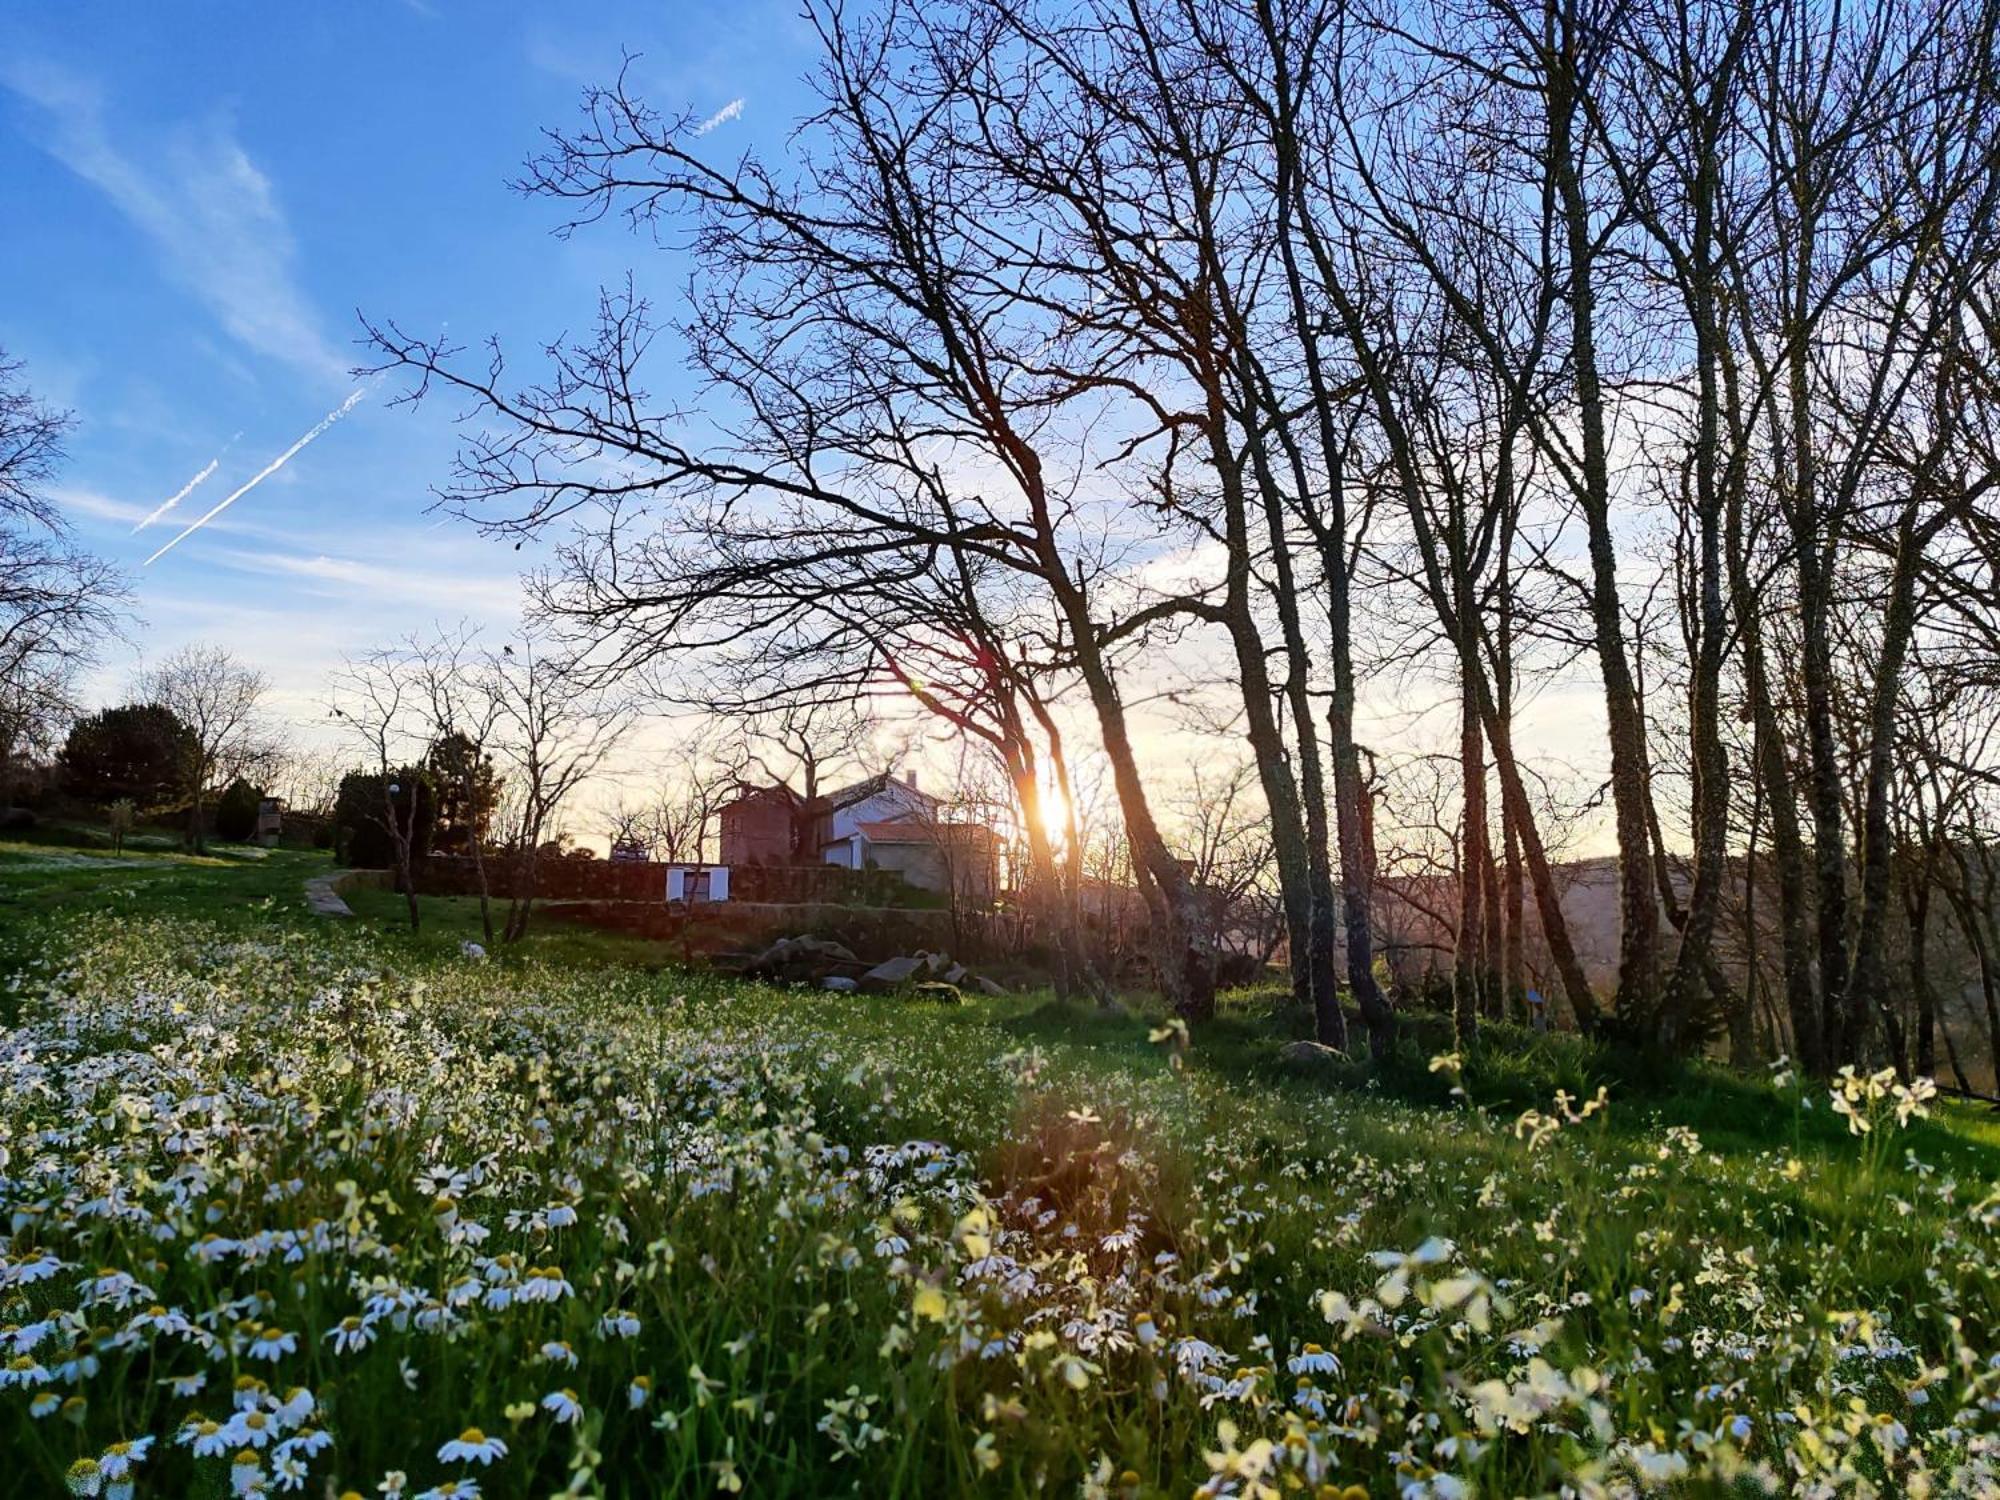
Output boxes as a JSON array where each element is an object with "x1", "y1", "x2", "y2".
[
  {"x1": 711, "y1": 767, "x2": 999, "y2": 901},
  {"x1": 813, "y1": 771, "x2": 938, "y2": 867}
]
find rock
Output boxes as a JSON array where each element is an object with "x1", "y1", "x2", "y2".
[
  {"x1": 741, "y1": 939, "x2": 791, "y2": 974},
  {"x1": 911, "y1": 981, "x2": 964, "y2": 1006},
  {"x1": 918, "y1": 950, "x2": 952, "y2": 976},
  {"x1": 822, "y1": 976, "x2": 859, "y2": 992},
  {"x1": 971, "y1": 975, "x2": 1007, "y2": 998},
  {"x1": 860, "y1": 955, "x2": 926, "y2": 992},
  {"x1": 745, "y1": 935, "x2": 859, "y2": 979},
  {"x1": 1277, "y1": 1039, "x2": 1347, "y2": 1073},
  {"x1": 941, "y1": 962, "x2": 969, "y2": 985}
]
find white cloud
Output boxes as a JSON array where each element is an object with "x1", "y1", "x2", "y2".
[
  {"x1": 51, "y1": 487, "x2": 154, "y2": 529},
  {"x1": 0, "y1": 59, "x2": 348, "y2": 383},
  {"x1": 205, "y1": 544, "x2": 525, "y2": 620}
]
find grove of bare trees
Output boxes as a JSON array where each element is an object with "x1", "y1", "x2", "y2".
[
  {"x1": 331, "y1": 625, "x2": 633, "y2": 942},
  {"x1": 366, "y1": 0, "x2": 2000, "y2": 1078}
]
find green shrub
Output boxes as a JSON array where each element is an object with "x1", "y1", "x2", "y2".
[
  {"x1": 213, "y1": 777, "x2": 264, "y2": 842},
  {"x1": 332, "y1": 767, "x2": 434, "y2": 866},
  {"x1": 58, "y1": 701, "x2": 194, "y2": 807}
]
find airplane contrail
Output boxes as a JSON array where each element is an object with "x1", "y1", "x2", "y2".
[
  {"x1": 694, "y1": 98, "x2": 743, "y2": 135},
  {"x1": 144, "y1": 388, "x2": 368, "y2": 566},
  {"x1": 131, "y1": 458, "x2": 219, "y2": 533}
]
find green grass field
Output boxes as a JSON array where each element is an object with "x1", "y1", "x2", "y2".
[{"x1": 1, "y1": 840, "x2": 1995, "y2": 1497}]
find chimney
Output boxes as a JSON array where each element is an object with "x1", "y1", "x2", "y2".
[{"x1": 904, "y1": 768, "x2": 919, "y2": 790}]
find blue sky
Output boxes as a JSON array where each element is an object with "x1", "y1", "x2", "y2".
[
  {"x1": 4, "y1": 3, "x2": 1620, "y2": 848},
  {"x1": 2, "y1": 1, "x2": 812, "y2": 728}
]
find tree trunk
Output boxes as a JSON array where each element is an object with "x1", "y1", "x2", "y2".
[
  {"x1": 1495, "y1": 540, "x2": 1527, "y2": 1021},
  {"x1": 1906, "y1": 868, "x2": 1936, "y2": 1080},
  {"x1": 1845, "y1": 515, "x2": 1925, "y2": 1077},
  {"x1": 504, "y1": 840, "x2": 539, "y2": 944},
  {"x1": 1215, "y1": 534, "x2": 1323, "y2": 1028},
  {"x1": 1956, "y1": 883, "x2": 2000, "y2": 1089},
  {"x1": 1237, "y1": 375, "x2": 1346, "y2": 1047},
  {"x1": 1731, "y1": 769, "x2": 1763, "y2": 1068},
  {"x1": 1660, "y1": 372, "x2": 1730, "y2": 1048},
  {"x1": 1025, "y1": 690, "x2": 1113, "y2": 1009},
  {"x1": 1552, "y1": 94, "x2": 1662, "y2": 1026},
  {"x1": 1790, "y1": 431, "x2": 1852, "y2": 1062},
  {"x1": 1478, "y1": 671, "x2": 1600, "y2": 1028},
  {"x1": 1501, "y1": 789, "x2": 1527, "y2": 1019},
  {"x1": 1478, "y1": 787, "x2": 1504, "y2": 1021},
  {"x1": 470, "y1": 832, "x2": 494, "y2": 947},
  {"x1": 1255, "y1": 33, "x2": 1385, "y2": 1057},
  {"x1": 386, "y1": 784, "x2": 420, "y2": 934},
  {"x1": 1064, "y1": 607, "x2": 1215, "y2": 1019},
  {"x1": 1453, "y1": 676, "x2": 1486, "y2": 1046},
  {"x1": 1720, "y1": 313, "x2": 1822, "y2": 1072},
  {"x1": 1945, "y1": 845, "x2": 2000, "y2": 1088},
  {"x1": 1005, "y1": 741, "x2": 1074, "y2": 1001}
]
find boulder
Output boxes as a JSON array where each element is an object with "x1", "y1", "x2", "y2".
[
  {"x1": 822, "y1": 975, "x2": 859, "y2": 993},
  {"x1": 1277, "y1": 1039, "x2": 1347, "y2": 1075},
  {"x1": 971, "y1": 975, "x2": 1007, "y2": 998},
  {"x1": 744, "y1": 935, "x2": 859, "y2": 981},
  {"x1": 860, "y1": 955, "x2": 926, "y2": 992},
  {"x1": 941, "y1": 962, "x2": 969, "y2": 985}
]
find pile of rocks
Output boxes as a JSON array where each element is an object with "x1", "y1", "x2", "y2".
[
  {"x1": 854, "y1": 949, "x2": 1007, "y2": 1000},
  {"x1": 737, "y1": 935, "x2": 862, "y2": 984},
  {"x1": 727, "y1": 936, "x2": 1007, "y2": 999}
]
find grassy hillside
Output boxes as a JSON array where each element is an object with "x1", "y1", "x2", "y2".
[{"x1": 1, "y1": 849, "x2": 1995, "y2": 1497}]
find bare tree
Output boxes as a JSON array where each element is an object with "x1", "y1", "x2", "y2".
[
  {"x1": 611, "y1": 724, "x2": 747, "y2": 865},
  {"x1": 742, "y1": 699, "x2": 883, "y2": 812},
  {"x1": 328, "y1": 645, "x2": 430, "y2": 930},
  {"x1": 1173, "y1": 760, "x2": 1285, "y2": 972},
  {"x1": 484, "y1": 630, "x2": 634, "y2": 942},
  {"x1": 358, "y1": 0, "x2": 2000, "y2": 1074},
  {"x1": 364, "y1": 15, "x2": 1222, "y2": 1015},
  {"x1": 409, "y1": 625, "x2": 508, "y2": 945},
  {"x1": 138, "y1": 644, "x2": 272, "y2": 852},
  {"x1": 268, "y1": 744, "x2": 348, "y2": 822},
  {"x1": 0, "y1": 352, "x2": 126, "y2": 807}
]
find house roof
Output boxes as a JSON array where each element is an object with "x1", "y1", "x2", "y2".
[
  {"x1": 822, "y1": 771, "x2": 938, "y2": 812},
  {"x1": 721, "y1": 771, "x2": 938, "y2": 817},
  {"x1": 853, "y1": 817, "x2": 994, "y2": 846},
  {"x1": 720, "y1": 783, "x2": 802, "y2": 810}
]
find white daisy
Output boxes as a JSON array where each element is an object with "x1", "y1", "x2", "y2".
[{"x1": 437, "y1": 1428, "x2": 509, "y2": 1465}]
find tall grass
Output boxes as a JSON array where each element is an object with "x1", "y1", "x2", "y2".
[{"x1": 2, "y1": 912, "x2": 1994, "y2": 1497}]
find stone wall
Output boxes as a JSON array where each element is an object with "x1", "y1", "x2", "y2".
[
  {"x1": 413, "y1": 855, "x2": 932, "y2": 908},
  {"x1": 541, "y1": 898, "x2": 967, "y2": 962}
]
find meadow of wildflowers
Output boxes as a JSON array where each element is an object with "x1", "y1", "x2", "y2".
[{"x1": 2, "y1": 909, "x2": 1996, "y2": 1498}]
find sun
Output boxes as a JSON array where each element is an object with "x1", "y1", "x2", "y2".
[{"x1": 1037, "y1": 780, "x2": 1072, "y2": 846}]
